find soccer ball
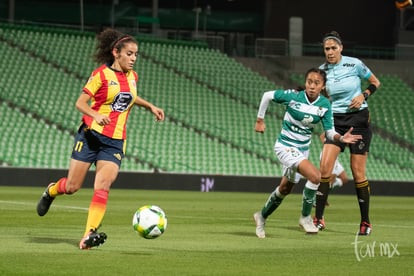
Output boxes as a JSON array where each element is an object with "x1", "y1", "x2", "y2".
[{"x1": 132, "y1": 205, "x2": 167, "y2": 239}]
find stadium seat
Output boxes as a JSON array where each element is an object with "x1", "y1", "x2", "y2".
[{"x1": 0, "y1": 24, "x2": 413, "y2": 181}]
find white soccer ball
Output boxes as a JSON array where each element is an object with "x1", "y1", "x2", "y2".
[{"x1": 132, "y1": 205, "x2": 167, "y2": 239}]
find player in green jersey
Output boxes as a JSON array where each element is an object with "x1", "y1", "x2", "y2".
[
  {"x1": 253, "y1": 68, "x2": 362, "y2": 237},
  {"x1": 253, "y1": 68, "x2": 361, "y2": 238}
]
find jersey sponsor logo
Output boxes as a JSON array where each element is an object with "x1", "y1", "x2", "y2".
[
  {"x1": 284, "y1": 89, "x2": 297, "y2": 94},
  {"x1": 342, "y1": 63, "x2": 356, "y2": 67},
  {"x1": 290, "y1": 100, "x2": 327, "y2": 117},
  {"x1": 111, "y1": 92, "x2": 133, "y2": 112},
  {"x1": 286, "y1": 124, "x2": 308, "y2": 134},
  {"x1": 301, "y1": 114, "x2": 314, "y2": 125}
]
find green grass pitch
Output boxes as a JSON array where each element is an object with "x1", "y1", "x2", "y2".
[{"x1": 0, "y1": 186, "x2": 413, "y2": 275}]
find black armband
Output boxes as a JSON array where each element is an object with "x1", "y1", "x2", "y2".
[{"x1": 366, "y1": 84, "x2": 377, "y2": 95}]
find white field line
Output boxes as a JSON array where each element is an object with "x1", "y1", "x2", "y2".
[
  {"x1": 0, "y1": 200, "x2": 88, "y2": 211},
  {"x1": 1, "y1": 200, "x2": 414, "y2": 229}
]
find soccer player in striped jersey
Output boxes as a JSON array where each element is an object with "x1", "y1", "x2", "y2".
[
  {"x1": 253, "y1": 68, "x2": 362, "y2": 237},
  {"x1": 36, "y1": 28, "x2": 164, "y2": 249},
  {"x1": 314, "y1": 31, "x2": 381, "y2": 235}
]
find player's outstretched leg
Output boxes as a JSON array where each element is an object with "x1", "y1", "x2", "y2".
[
  {"x1": 79, "y1": 229, "x2": 107, "y2": 250},
  {"x1": 36, "y1": 183, "x2": 56, "y2": 216},
  {"x1": 37, "y1": 178, "x2": 67, "y2": 216},
  {"x1": 253, "y1": 186, "x2": 287, "y2": 238}
]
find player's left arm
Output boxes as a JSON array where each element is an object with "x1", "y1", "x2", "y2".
[
  {"x1": 363, "y1": 73, "x2": 381, "y2": 98},
  {"x1": 349, "y1": 73, "x2": 381, "y2": 109},
  {"x1": 76, "y1": 92, "x2": 111, "y2": 126},
  {"x1": 134, "y1": 96, "x2": 165, "y2": 121},
  {"x1": 350, "y1": 61, "x2": 381, "y2": 108}
]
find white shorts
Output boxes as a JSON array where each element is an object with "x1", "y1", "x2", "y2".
[
  {"x1": 274, "y1": 141, "x2": 309, "y2": 184},
  {"x1": 319, "y1": 152, "x2": 345, "y2": 176}
]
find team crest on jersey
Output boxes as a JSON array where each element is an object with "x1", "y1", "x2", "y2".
[
  {"x1": 109, "y1": 80, "x2": 118, "y2": 86},
  {"x1": 317, "y1": 107, "x2": 325, "y2": 117},
  {"x1": 111, "y1": 92, "x2": 133, "y2": 112}
]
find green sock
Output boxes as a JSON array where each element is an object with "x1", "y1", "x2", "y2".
[
  {"x1": 262, "y1": 187, "x2": 285, "y2": 219},
  {"x1": 302, "y1": 186, "x2": 317, "y2": 217}
]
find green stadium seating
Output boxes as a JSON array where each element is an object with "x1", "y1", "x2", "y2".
[{"x1": 0, "y1": 24, "x2": 413, "y2": 181}]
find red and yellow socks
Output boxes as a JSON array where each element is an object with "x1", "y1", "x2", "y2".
[
  {"x1": 48, "y1": 178, "x2": 67, "y2": 197},
  {"x1": 83, "y1": 189, "x2": 109, "y2": 236}
]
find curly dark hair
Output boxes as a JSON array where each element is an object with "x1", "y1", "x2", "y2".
[{"x1": 93, "y1": 28, "x2": 138, "y2": 64}]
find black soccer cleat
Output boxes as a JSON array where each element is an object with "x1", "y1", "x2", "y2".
[
  {"x1": 79, "y1": 230, "x2": 107, "y2": 250},
  {"x1": 36, "y1": 183, "x2": 55, "y2": 216}
]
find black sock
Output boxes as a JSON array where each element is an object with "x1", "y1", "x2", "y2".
[
  {"x1": 315, "y1": 177, "x2": 330, "y2": 219},
  {"x1": 355, "y1": 180, "x2": 370, "y2": 223}
]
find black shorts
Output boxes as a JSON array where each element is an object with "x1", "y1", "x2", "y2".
[
  {"x1": 325, "y1": 108, "x2": 372, "y2": 154},
  {"x1": 71, "y1": 124, "x2": 125, "y2": 167}
]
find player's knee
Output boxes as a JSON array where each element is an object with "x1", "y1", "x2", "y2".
[
  {"x1": 320, "y1": 166, "x2": 333, "y2": 177},
  {"x1": 308, "y1": 171, "x2": 321, "y2": 184},
  {"x1": 94, "y1": 179, "x2": 114, "y2": 191}
]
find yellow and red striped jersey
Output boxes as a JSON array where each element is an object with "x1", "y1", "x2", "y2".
[{"x1": 82, "y1": 64, "x2": 138, "y2": 139}]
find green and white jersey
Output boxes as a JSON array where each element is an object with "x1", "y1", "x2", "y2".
[{"x1": 272, "y1": 89, "x2": 333, "y2": 150}]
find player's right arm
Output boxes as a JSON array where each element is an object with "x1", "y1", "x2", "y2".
[
  {"x1": 255, "y1": 91, "x2": 275, "y2": 133},
  {"x1": 75, "y1": 93, "x2": 110, "y2": 126}
]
